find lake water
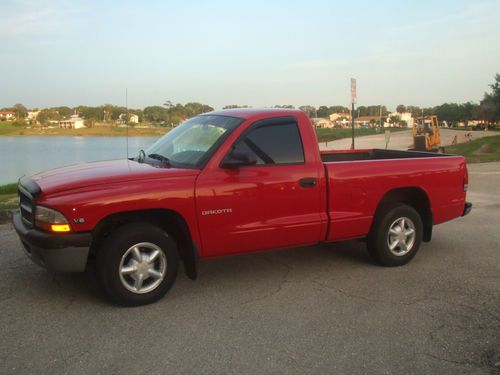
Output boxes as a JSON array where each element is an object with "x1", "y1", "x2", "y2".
[{"x1": 0, "y1": 136, "x2": 159, "y2": 185}]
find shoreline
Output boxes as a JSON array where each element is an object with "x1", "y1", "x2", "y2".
[{"x1": 0, "y1": 127, "x2": 168, "y2": 137}]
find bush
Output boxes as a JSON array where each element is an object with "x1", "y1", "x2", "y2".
[{"x1": 13, "y1": 120, "x2": 26, "y2": 127}]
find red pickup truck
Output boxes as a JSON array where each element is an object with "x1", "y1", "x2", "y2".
[{"x1": 13, "y1": 108, "x2": 471, "y2": 305}]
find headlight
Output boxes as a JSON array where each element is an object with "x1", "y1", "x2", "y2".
[{"x1": 35, "y1": 206, "x2": 71, "y2": 232}]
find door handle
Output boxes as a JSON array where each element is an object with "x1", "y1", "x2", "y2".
[{"x1": 299, "y1": 178, "x2": 317, "y2": 188}]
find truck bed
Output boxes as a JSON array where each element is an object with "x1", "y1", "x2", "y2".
[
  {"x1": 321, "y1": 149, "x2": 466, "y2": 242},
  {"x1": 320, "y1": 148, "x2": 447, "y2": 163}
]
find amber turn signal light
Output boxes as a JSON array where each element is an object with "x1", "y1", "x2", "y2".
[{"x1": 50, "y1": 224, "x2": 71, "y2": 232}]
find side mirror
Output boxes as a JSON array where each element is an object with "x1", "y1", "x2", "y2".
[{"x1": 221, "y1": 149, "x2": 257, "y2": 168}]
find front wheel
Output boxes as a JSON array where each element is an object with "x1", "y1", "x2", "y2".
[
  {"x1": 96, "y1": 223, "x2": 179, "y2": 306},
  {"x1": 367, "y1": 204, "x2": 423, "y2": 266}
]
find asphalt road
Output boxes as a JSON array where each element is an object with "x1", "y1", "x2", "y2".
[{"x1": 0, "y1": 163, "x2": 499, "y2": 374}]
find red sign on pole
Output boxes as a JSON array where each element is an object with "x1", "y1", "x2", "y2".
[{"x1": 350, "y1": 78, "x2": 357, "y2": 104}]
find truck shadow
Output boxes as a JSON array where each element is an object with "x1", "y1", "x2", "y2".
[
  {"x1": 195, "y1": 240, "x2": 374, "y2": 282},
  {"x1": 19, "y1": 240, "x2": 376, "y2": 307}
]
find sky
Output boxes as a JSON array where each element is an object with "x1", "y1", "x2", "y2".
[{"x1": 1, "y1": 0, "x2": 499, "y2": 111}]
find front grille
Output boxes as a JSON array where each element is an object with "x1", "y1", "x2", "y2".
[{"x1": 18, "y1": 185, "x2": 35, "y2": 228}]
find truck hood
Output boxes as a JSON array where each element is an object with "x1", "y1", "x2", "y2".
[{"x1": 31, "y1": 159, "x2": 199, "y2": 195}]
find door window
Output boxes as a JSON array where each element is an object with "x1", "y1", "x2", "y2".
[{"x1": 233, "y1": 122, "x2": 305, "y2": 165}]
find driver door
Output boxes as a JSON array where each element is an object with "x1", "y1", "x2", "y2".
[{"x1": 195, "y1": 117, "x2": 323, "y2": 257}]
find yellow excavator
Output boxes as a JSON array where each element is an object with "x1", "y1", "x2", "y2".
[{"x1": 412, "y1": 115, "x2": 443, "y2": 152}]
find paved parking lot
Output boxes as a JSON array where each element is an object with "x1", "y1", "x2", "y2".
[
  {"x1": 319, "y1": 128, "x2": 498, "y2": 150},
  {"x1": 0, "y1": 162, "x2": 499, "y2": 374}
]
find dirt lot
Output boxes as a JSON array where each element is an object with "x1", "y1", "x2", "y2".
[{"x1": 0, "y1": 163, "x2": 499, "y2": 374}]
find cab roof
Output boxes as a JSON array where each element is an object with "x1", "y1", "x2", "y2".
[{"x1": 206, "y1": 108, "x2": 304, "y2": 120}]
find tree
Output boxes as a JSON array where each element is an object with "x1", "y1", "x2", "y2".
[
  {"x1": 396, "y1": 104, "x2": 407, "y2": 113},
  {"x1": 110, "y1": 106, "x2": 127, "y2": 121},
  {"x1": 53, "y1": 106, "x2": 73, "y2": 118},
  {"x1": 37, "y1": 108, "x2": 61, "y2": 126},
  {"x1": 328, "y1": 106, "x2": 350, "y2": 114},
  {"x1": 76, "y1": 106, "x2": 104, "y2": 121},
  {"x1": 184, "y1": 102, "x2": 214, "y2": 117},
  {"x1": 13, "y1": 103, "x2": 28, "y2": 119},
  {"x1": 144, "y1": 106, "x2": 169, "y2": 123},
  {"x1": 357, "y1": 105, "x2": 388, "y2": 117},
  {"x1": 389, "y1": 115, "x2": 400, "y2": 127},
  {"x1": 1, "y1": 103, "x2": 28, "y2": 119},
  {"x1": 222, "y1": 105, "x2": 250, "y2": 109},
  {"x1": 317, "y1": 106, "x2": 329, "y2": 118},
  {"x1": 407, "y1": 106, "x2": 422, "y2": 119},
  {"x1": 480, "y1": 73, "x2": 500, "y2": 124},
  {"x1": 433, "y1": 102, "x2": 479, "y2": 125},
  {"x1": 298, "y1": 105, "x2": 316, "y2": 118}
]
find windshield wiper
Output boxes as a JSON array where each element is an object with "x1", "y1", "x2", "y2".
[{"x1": 148, "y1": 153, "x2": 171, "y2": 166}]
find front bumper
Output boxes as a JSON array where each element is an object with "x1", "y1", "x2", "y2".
[
  {"x1": 462, "y1": 202, "x2": 472, "y2": 216},
  {"x1": 12, "y1": 211, "x2": 92, "y2": 272}
]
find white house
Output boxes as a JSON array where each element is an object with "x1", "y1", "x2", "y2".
[
  {"x1": 312, "y1": 118, "x2": 334, "y2": 128},
  {"x1": 59, "y1": 115, "x2": 85, "y2": 129},
  {"x1": 118, "y1": 113, "x2": 139, "y2": 124},
  {"x1": 26, "y1": 111, "x2": 40, "y2": 121},
  {"x1": 329, "y1": 112, "x2": 351, "y2": 122},
  {"x1": 0, "y1": 111, "x2": 16, "y2": 121},
  {"x1": 389, "y1": 112, "x2": 413, "y2": 127}
]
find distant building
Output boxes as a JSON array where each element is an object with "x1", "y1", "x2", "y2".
[
  {"x1": 118, "y1": 113, "x2": 139, "y2": 124},
  {"x1": 312, "y1": 118, "x2": 334, "y2": 128},
  {"x1": 0, "y1": 111, "x2": 16, "y2": 121},
  {"x1": 355, "y1": 116, "x2": 380, "y2": 127},
  {"x1": 329, "y1": 112, "x2": 351, "y2": 122},
  {"x1": 129, "y1": 114, "x2": 139, "y2": 123},
  {"x1": 26, "y1": 111, "x2": 40, "y2": 121},
  {"x1": 389, "y1": 112, "x2": 413, "y2": 127},
  {"x1": 59, "y1": 115, "x2": 85, "y2": 129}
]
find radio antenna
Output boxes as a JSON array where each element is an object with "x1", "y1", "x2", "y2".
[{"x1": 126, "y1": 88, "x2": 129, "y2": 159}]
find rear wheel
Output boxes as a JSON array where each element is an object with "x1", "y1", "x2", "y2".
[
  {"x1": 367, "y1": 204, "x2": 423, "y2": 266},
  {"x1": 96, "y1": 223, "x2": 178, "y2": 306}
]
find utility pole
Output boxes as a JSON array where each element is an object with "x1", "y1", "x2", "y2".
[
  {"x1": 126, "y1": 88, "x2": 129, "y2": 159},
  {"x1": 350, "y1": 78, "x2": 357, "y2": 149}
]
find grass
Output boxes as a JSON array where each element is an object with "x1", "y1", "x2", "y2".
[
  {"x1": 0, "y1": 194, "x2": 17, "y2": 210},
  {"x1": 0, "y1": 122, "x2": 23, "y2": 135},
  {"x1": 446, "y1": 134, "x2": 500, "y2": 163},
  {"x1": 0, "y1": 183, "x2": 17, "y2": 195},
  {"x1": 0, "y1": 183, "x2": 17, "y2": 210},
  {"x1": 315, "y1": 127, "x2": 406, "y2": 143}
]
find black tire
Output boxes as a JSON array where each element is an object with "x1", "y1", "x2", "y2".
[
  {"x1": 414, "y1": 135, "x2": 426, "y2": 151},
  {"x1": 367, "y1": 204, "x2": 423, "y2": 267},
  {"x1": 96, "y1": 223, "x2": 178, "y2": 306}
]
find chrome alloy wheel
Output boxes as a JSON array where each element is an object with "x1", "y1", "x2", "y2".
[
  {"x1": 387, "y1": 217, "x2": 416, "y2": 256},
  {"x1": 119, "y1": 242, "x2": 167, "y2": 294}
]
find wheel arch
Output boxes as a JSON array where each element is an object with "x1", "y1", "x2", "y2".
[
  {"x1": 371, "y1": 187, "x2": 433, "y2": 242},
  {"x1": 91, "y1": 209, "x2": 198, "y2": 279}
]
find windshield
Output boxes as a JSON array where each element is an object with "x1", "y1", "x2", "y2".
[{"x1": 145, "y1": 115, "x2": 243, "y2": 168}]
